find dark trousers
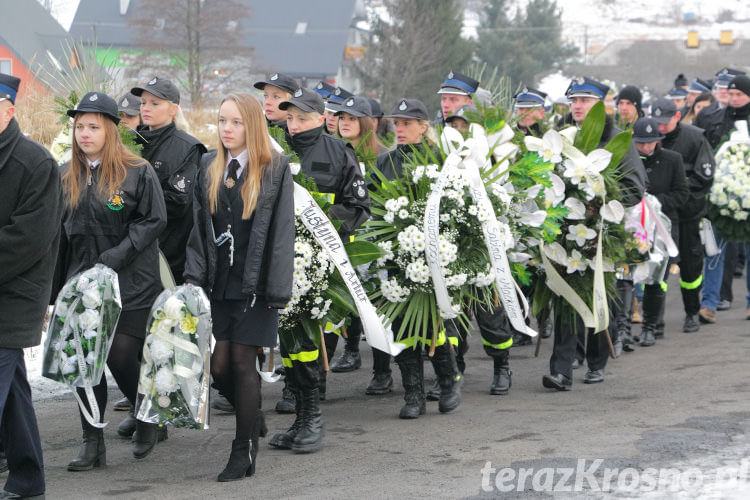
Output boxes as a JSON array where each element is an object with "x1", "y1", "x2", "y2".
[
  {"x1": 721, "y1": 242, "x2": 738, "y2": 303},
  {"x1": 550, "y1": 313, "x2": 609, "y2": 380},
  {"x1": 0, "y1": 348, "x2": 45, "y2": 496},
  {"x1": 678, "y1": 219, "x2": 704, "y2": 315},
  {"x1": 475, "y1": 305, "x2": 513, "y2": 358}
]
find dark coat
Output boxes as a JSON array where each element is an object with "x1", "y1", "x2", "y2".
[
  {"x1": 286, "y1": 126, "x2": 370, "y2": 237},
  {"x1": 183, "y1": 154, "x2": 294, "y2": 308},
  {"x1": 0, "y1": 119, "x2": 63, "y2": 348},
  {"x1": 136, "y1": 123, "x2": 206, "y2": 282},
  {"x1": 57, "y1": 159, "x2": 167, "y2": 311},
  {"x1": 641, "y1": 146, "x2": 689, "y2": 229},
  {"x1": 661, "y1": 122, "x2": 716, "y2": 220},
  {"x1": 374, "y1": 142, "x2": 435, "y2": 182},
  {"x1": 693, "y1": 103, "x2": 750, "y2": 149}
]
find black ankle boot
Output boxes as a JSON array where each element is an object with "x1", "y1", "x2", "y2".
[
  {"x1": 68, "y1": 428, "x2": 106, "y2": 471},
  {"x1": 132, "y1": 421, "x2": 168, "y2": 459},
  {"x1": 217, "y1": 439, "x2": 255, "y2": 481},
  {"x1": 396, "y1": 355, "x2": 425, "y2": 419},
  {"x1": 269, "y1": 391, "x2": 302, "y2": 449},
  {"x1": 291, "y1": 388, "x2": 323, "y2": 453},
  {"x1": 117, "y1": 411, "x2": 137, "y2": 438},
  {"x1": 431, "y1": 344, "x2": 462, "y2": 413},
  {"x1": 490, "y1": 352, "x2": 511, "y2": 395}
]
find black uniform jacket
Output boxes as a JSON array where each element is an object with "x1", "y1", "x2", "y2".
[
  {"x1": 560, "y1": 114, "x2": 647, "y2": 206},
  {"x1": 374, "y1": 142, "x2": 435, "y2": 182},
  {"x1": 183, "y1": 154, "x2": 294, "y2": 308},
  {"x1": 136, "y1": 123, "x2": 206, "y2": 281},
  {"x1": 0, "y1": 118, "x2": 63, "y2": 349},
  {"x1": 287, "y1": 126, "x2": 370, "y2": 237},
  {"x1": 641, "y1": 146, "x2": 689, "y2": 229},
  {"x1": 661, "y1": 122, "x2": 715, "y2": 221},
  {"x1": 57, "y1": 159, "x2": 167, "y2": 311},
  {"x1": 694, "y1": 103, "x2": 750, "y2": 149}
]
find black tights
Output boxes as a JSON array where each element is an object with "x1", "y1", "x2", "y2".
[
  {"x1": 76, "y1": 333, "x2": 144, "y2": 429},
  {"x1": 211, "y1": 340, "x2": 260, "y2": 442}
]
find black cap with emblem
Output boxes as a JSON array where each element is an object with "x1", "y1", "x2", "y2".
[
  {"x1": 367, "y1": 98, "x2": 384, "y2": 119},
  {"x1": 334, "y1": 96, "x2": 372, "y2": 117},
  {"x1": 387, "y1": 99, "x2": 428, "y2": 120},
  {"x1": 131, "y1": 77, "x2": 180, "y2": 104},
  {"x1": 632, "y1": 117, "x2": 665, "y2": 143},
  {"x1": 728, "y1": 75, "x2": 750, "y2": 97},
  {"x1": 67, "y1": 92, "x2": 120, "y2": 124},
  {"x1": 649, "y1": 98, "x2": 677, "y2": 124},
  {"x1": 279, "y1": 87, "x2": 325, "y2": 115},
  {"x1": 445, "y1": 104, "x2": 479, "y2": 124},
  {"x1": 327, "y1": 86, "x2": 354, "y2": 104},
  {"x1": 313, "y1": 81, "x2": 336, "y2": 99},
  {"x1": 0, "y1": 72, "x2": 21, "y2": 104},
  {"x1": 117, "y1": 92, "x2": 142, "y2": 116},
  {"x1": 253, "y1": 73, "x2": 300, "y2": 94},
  {"x1": 715, "y1": 67, "x2": 746, "y2": 88}
]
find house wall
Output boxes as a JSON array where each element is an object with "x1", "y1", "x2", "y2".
[{"x1": 0, "y1": 46, "x2": 48, "y2": 98}]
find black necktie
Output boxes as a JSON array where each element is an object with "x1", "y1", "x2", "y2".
[{"x1": 225, "y1": 159, "x2": 240, "y2": 189}]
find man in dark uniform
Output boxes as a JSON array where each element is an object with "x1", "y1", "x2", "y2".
[
  {"x1": 701, "y1": 68, "x2": 746, "y2": 117},
  {"x1": 514, "y1": 87, "x2": 547, "y2": 137},
  {"x1": 544, "y1": 77, "x2": 646, "y2": 390},
  {"x1": 694, "y1": 76, "x2": 750, "y2": 324},
  {"x1": 435, "y1": 70, "x2": 479, "y2": 125},
  {"x1": 0, "y1": 73, "x2": 62, "y2": 499},
  {"x1": 653, "y1": 97, "x2": 715, "y2": 332},
  {"x1": 268, "y1": 88, "x2": 369, "y2": 451},
  {"x1": 630, "y1": 118, "x2": 689, "y2": 346}
]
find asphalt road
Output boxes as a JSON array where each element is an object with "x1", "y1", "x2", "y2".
[{"x1": 8, "y1": 276, "x2": 750, "y2": 499}]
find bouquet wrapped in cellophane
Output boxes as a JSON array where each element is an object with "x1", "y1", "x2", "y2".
[
  {"x1": 42, "y1": 264, "x2": 122, "y2": 428},
  {"x1": 135, "y1": 284, "x2": 211, "y2": 429},
  {"x1": 707, "y1": 122, "x2": 750, "y2": 242}
]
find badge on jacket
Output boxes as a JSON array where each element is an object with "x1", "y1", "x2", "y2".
[
  {"x1": 107, "y1": 190, "x2": 125, "y2": 211},
  {"x1": 352, "y1": 179, "x2": 366, "y2": 199},
  {"x1": 173, "y1": 175, "x2": 188, "y2": 192}
]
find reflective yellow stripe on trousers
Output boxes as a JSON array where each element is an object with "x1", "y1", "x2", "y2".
[
  {"x1": 398, "y1": 330, "x2": 448, "y2": 349},
  {"x1": 482, "y1": 336, "x2": 513, "y2": 350},
  {"x1": 288, "y1": 350, "x2": 319, "y2": 363},
  {"x1": 680, "y1": 275, "x2": 702, "y2": 290}
]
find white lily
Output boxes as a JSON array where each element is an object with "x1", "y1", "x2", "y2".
[
  {"x1": 561, "y1": 148, "x2": 612, "y2": 185},
  {"x1": 566, "y1": 223, "x2": 597, "y2": 246},
  {"x1": 487, "y1": 124, "x2": 519, "y2": 162},
  {"x1": 600, "y1": 200, "x2": 625, "y2": 223},
  {"x1": 519, "y1": 210, "x2": 548, "y2": 227},
  {"x1": 508, "y1": 252, "x2": 532, "y2": 264},
  {"x1": 440, "y1": 126, "x2": 465, "y2": 154},
  {"x1": 543, "y1": 242, "x2": 568, "y2": 265},
  {"x1": 525, "y1": 129, "x2": 563, "y2": 163},
  {"x1": 545, "y1": 173, "x2": 566, "y2": 207},
  {"x1": 563, "y1": 197, "x2": 586, "y2": 220},
  {"x1": 559, "y1": 126, "x2": 578, "y2": 144},
  {"x1": 566, "y1": 249, "x2": 588, "y2": 274}
]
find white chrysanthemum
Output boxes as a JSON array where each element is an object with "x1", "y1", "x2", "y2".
[
  {"x1": 440, "y1": 213, "x2": 450, "y2": 222},
  {"x1": 468, "y1": 205, "x2": 478, "y2": 216},
  {"x1": 445, "y1": 273, "x2": 467, "y2": 287},
  {"x1": 150, "y1": 338, "x2": 174, "y2": 365},
  {"x1": 426, "y1": 164, "x2": 439, "y2": 179},
  {"x1": 412, "y1": 165, "x2": 425, "y2": 182},
  {"x1": 78, "y1": 308, "x2": 100, "y2": 331},
  {"x1": 406, "y1": 259, "x2": 430, "y2": 283},
  {"x1": 384, "y1": 212, "x2": 395, "y2": 223},
  {"x1": 398, "y1": 209, "x2": 409, "y2": 219},
  {"x1": 385, "y1": 199, "x2": 400, "y2": 212},
  {"x1": 154, "y1": 366, "x2": 179, "y2": 395}
]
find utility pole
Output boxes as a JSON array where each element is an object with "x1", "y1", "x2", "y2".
[{"x1": 584, "y1": 25, "x2": 588, "y2": 65}]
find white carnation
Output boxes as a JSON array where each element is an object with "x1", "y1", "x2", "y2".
[
  {"x1": 81, "y1": 287, "x2": 102, "y2": 309},
  {"x1": 78, "y1": 308, "x2": 100, "y2": 331},
  {"x1": 163, "y1": 295, "x2": 185, "y2": 321},
  {"x1": 154, "y1": 367, "x2": 179, "y2": 395},
  {"x1": 150, "y1": 338, "x2": 174, "y2": 365}
]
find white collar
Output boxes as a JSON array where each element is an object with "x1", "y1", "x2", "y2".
[
  {"x1": 226, "y1": 150, "x2": 248, "y2": 168},
  {"x1": 87, "y1": 159, "x2": 101, "y2": 169}
]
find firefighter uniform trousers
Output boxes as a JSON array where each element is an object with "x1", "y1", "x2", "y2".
[{"x1": 678, "y1": 219, "x2": 703, "y2": 315}]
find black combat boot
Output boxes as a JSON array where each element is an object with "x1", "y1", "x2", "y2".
[
  {"x1": 641, "y1": 285, "x2": 664, "y2": 346},
  {"x1": 275, "y1": 376, "x2": 297, "y2": 414},
  {"x1": 132, "y1": 421, "x2": 168, "y2": 459},
  {"x1": 67, "y1": 428, "x2": 106, "y2": 471},
  {"x1": 365, "y1": 347, "x2": 393, "y2": 395},
  {"x1": 217, "y1": 439, "x2": 256, "y2": 481},
  {"x1": 291, "y1": 388, "x2": 323, "y2": 453},
  {"x1": 117, "y1": 410, "x2": 137, "y2": 438},
  {"x1": 330, "y1": 321, "x2": 362, "y2": 372},
  {"x1": 396, "y1": 353, "x2": 425, "y2": 419},
  {"x1": 269, "y1": 390, "x2": 302, "y2": 450},
  {"x1": 489, "y1": 351, "x2": 511, "y2": 395},
  {"x1": 430, "y1": 343, "x2": 462, "y2": 413},
  {"x1": 426, "y1": 378, "x2": 441, "y2": 401}
]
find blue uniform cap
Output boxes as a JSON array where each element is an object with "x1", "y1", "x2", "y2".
[
  {"x1": 326, "y1": 86, "x2": 354, "y2": 104},
  {"x1": 687, "y1": 78, "x2": 711, "y2": 94},
  {"x1": 715, "y1": 68, "x2": 746, "y2": 88},
  {"x1": 565, "y1": 77, "x2": 609, "y2": 100},
  {"x1": 437, "y1": 71, "x2": 479, "y2": 96},
  {"x1": 666, "y1": 87, "x2": 688, "y2": 99},
  {"x1": 513, "y1": 87, "x2": 548, "y2": 108},
  {"x1": 313, "y1": 81, "x2": 336, "y2": 99},
  {"x1": 0, "y1": 73, "x2": 21, "y2": 104}
]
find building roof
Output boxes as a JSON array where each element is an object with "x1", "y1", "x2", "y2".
[
  {"x1": 69, "y1": 0, "x2": 357, "y2": 77},
  {"x1": 0, "y1": 0, "x2": 70, "y2": 77}
]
